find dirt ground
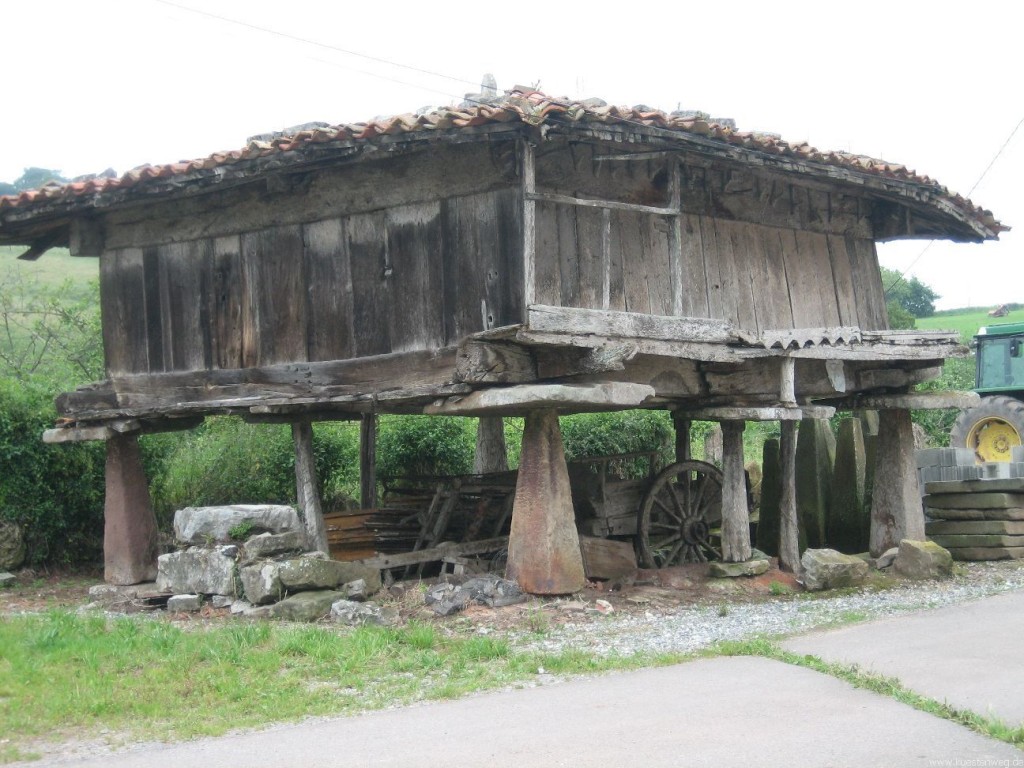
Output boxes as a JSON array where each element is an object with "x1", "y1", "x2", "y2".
[{"x1": 0, "y1": 560, "x2": 808, "y2": 631}]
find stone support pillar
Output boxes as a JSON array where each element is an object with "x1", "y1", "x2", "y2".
[
  {"x1": 720, "y1": 420, "x2": 752, "y2": 562},
  {"x1": 104, "y1": 433, "x2": 158, "y2": 585},
  {"x1": 506, "y1": 409, "x2": 585, "y2": 595},
  {"x1": 869, "y1": 408, "x2": 924, "y2": 556}
]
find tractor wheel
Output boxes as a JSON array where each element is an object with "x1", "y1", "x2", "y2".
[{"x1": 950, "y1": 395, "x2": 1024, "y2": 463}]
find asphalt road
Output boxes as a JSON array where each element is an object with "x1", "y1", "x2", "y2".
[{"x1": 25, "y1": 604, "x2": 1024, "y2": 768}]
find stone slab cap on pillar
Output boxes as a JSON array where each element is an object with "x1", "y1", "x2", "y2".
[{"x1": 506, "y1": 409, "x2": 586, "y2": 595}]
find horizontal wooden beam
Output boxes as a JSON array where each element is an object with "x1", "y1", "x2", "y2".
[
  {"x1": 356, "y1": 536, "x2": 509, "y2": 570},
  {"x1": 514, "y1": 330, "x2": 750, "y2": 364},
  {"x1": 679, "y1": 405, "x2": 836, "y2": 422},
  {"x1": 57, "y1": 348, "x2": 460, "y2": 419},
  {"x1": 425, "y1": 382, "x2": 657, "y2": 416},
  {"x1": 818, "y1": 391, "x2": 981, "y2": 411},
  {"x1": 526, "y1": 190, "x2": 678, "y2": 217},
  {"x1": 527, "y1": 305, "x2": 737, "y2": 344}
]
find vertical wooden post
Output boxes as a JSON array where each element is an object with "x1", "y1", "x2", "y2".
[
  {"x1": 520, "y1": 139, "x2": 536, "y2": 320},
  {"x1": 668, "y1": 159, "x2": 684, "y2": 316},
  {"x1": 507, "y1": 409, "x2": 585, "y2": 594},
  {"x1": 292, "y1": 422, "x2": 329, "y2": 555},
  {"x1": 720, "y1": 420, "x2": 752, "y2": 562},
  {"x1": 360, "y1": 413, "x2": 378, "y2": 510},
  {"x1": 869, "y1": 408, "x2": 924, "y2": 556},
  {"x1": 103, "y1": 433, "x2": 158, "y2": 585},
  {"x1": 474, "y1": 416, "x2": 509, "y2": 474},
  {"x1": 779, "y1": 357, "x2": 796, "y2": 406},
  {"x1": 672, "y1": 410, "x2": 691, "y2": 464},
  {"x1": 778, "y1": 419, "x2": 801, "y2": 573}
]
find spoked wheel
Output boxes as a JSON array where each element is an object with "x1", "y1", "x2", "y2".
[{"x1": 637, "y1": 460, "x2": 724, "y2": 567}]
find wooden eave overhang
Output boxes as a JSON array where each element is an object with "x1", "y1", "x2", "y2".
[{"x1": 0, "y1": 117, "x2": 1003, "y2": 250}]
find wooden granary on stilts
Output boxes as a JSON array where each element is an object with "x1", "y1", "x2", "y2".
[{"x1": 0, "y1": 87, "x2": 1003, "y2": 592}]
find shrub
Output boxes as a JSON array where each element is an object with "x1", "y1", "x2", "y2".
[
  {"x1": 151, "y1": 418, "x2": 360, "y2": 522},
  {"x1": 559, "y1": 410, "x2": 674, "y2": 478},
  {"x1": 376, "y1": 416, "x2": 475, "y2": 480},
  {"x1": 0, "y1": 379, "x2": 105, "y2": 566}
]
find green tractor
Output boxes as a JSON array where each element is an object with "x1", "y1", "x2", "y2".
[{"x1": 951, "y1": 321, "x2": 1024, "y2": 462}]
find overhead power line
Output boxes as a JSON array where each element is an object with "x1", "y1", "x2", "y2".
[
  {"x1": 885, "y1": 114, "x2": 1023, "y2": 295},
  {"x1": 151, "y1": 0, "x2": 482, "y2": 94},
  {"x1": 155, "y1": 0, "x2": 1018, "y2": 302}
]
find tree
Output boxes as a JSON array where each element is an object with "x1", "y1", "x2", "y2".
[
  {"x1": 0, "y1": 272, "x2": 103, "y2": 388},
  {"x1": 11, "y1": 167, "x2": 67, "y2": 191},
  {"x1": 881, "y1": 267, "x2": 939, "y2": 318},
  {"x1": 886, "y1": 300, "x2": 916, "y2": 330}
]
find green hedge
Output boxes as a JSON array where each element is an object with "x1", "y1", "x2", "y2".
[
  {"x1": 151, "y1": 418, "x2": 361, "y2": 522},
  {"x1": 0, "y1": 380, "x2": 104, "y2": 566}
]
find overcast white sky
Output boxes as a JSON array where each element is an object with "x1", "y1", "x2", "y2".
[{"x1": 3, "y1": 0, "x2": 1019, "y2": 310}]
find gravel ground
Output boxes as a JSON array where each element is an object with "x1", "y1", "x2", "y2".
[{"x1": 510, "y1": 561, "x2": 1024, "y2": 658}]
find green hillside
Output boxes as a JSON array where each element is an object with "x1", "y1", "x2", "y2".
[
  {"x1": 917, "y1": 309, "x2": 1024, "y2": 343},
  {"x1": 0, "y1": 245, "x2": 99, "y2": 289}
]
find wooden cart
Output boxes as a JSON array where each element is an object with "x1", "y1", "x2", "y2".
[
  {"x1": 335, "y1": 452, "x2": 733, "y2": 572},
  {"x1": 568, "y1": 452, "x2": 727, "y2": 567}
]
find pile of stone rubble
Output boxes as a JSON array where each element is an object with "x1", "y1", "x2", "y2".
[{"x1": 154, "y1": 504, "x2": 393, "y2": 625}]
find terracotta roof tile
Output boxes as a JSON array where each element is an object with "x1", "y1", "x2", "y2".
[{"x1": 0, "y1": 88, "x2": 1005, "y2": 235}]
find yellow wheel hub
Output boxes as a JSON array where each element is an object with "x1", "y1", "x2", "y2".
[{"x1": 967, "y1": 417, "x2": 1021, "y2": 462}]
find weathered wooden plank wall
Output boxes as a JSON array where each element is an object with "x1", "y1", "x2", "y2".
[
  {"x1": 532, "y1": 202, "x2": 888, "y2": 334},
  {"x1": 101, "y1": 189, "x2": 521, "y2": 376}
]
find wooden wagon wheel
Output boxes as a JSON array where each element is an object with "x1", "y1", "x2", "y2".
[{"x1": 636, "y1": 460, "x2": 724, "y2": 568}]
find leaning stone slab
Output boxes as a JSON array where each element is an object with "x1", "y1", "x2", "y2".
[
  {"x1": 156, "y1": 546, "x2": 237, "y2": 596},
  {"x1": 167, "y1": 594, "x2": 202, "y2": 613},
  {"x1": 174, "y1": 505, "x2": 302, "y2": 546},
  {"x1": 708, "y1": 559, "x2": 770, "y2": 578},
  {"x1": 928, "y1": 534, "x2": 1024, "y2": 549},
  {"x1": 946, "y1": 547, "x2": 1024, "y2": 561},
  {"x1": 925, "y1": 493, "x2": 1024, "y2": 510},
  {"x1": 0, "y1": 572, "x2": 15, "y2": 588},
  {"x1": 829, "y1": 418, "x2": 868, "y2": 554},
  {"x1": 330, "y1": 599, "x2": 399, "y2": 627},
  {"x1": 894, "y1": 540, "x2": 953, "y2": 580},
  {"x1": 240, "y1": 562, "x2": 283, "y2": 605},
  {"x1": 926, "y1": 520, "x2": 1024, "y2": 535},
  {"x1": 801, "y1": 548, "x2": 869, "y2": 592},
  {"x1": 268, "y1": 590, "x2": 344, "y2": 622},
  {"x1": 243, "y1": 531, "x2": 307, "y2": 561},
  {"x1": 925, "y1": 506, "x2": 1024, "y2": 521}
]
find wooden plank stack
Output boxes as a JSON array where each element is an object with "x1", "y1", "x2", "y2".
[
  {"x1": 323, "y1": 508, "x2": 421, "y2": 561},
  {"x1": 924, "y1": 479, "x2": 1024, "y2": 560},
  {"x1": 326, "y1": 472, "x2": 518, "y2": 562}
]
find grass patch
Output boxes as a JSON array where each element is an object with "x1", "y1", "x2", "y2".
[
  {"x1": 709, "y1": 638, "x2": 1024, "y2": 749},
  {"x1": 917, "y1": 308, "x2": 1024, "y2": 343},
  {"x1": 0, "y1": 246, "x2": 98, "y2": 291},
  {"x1": 0, "y1": 611, "x2": 676, "y2": 760}
]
